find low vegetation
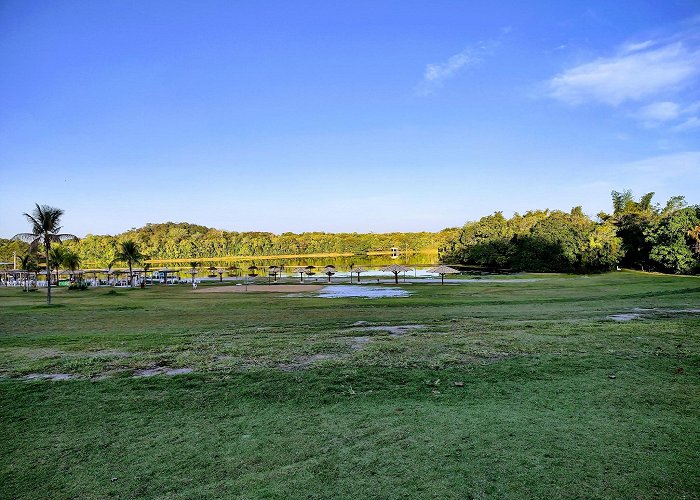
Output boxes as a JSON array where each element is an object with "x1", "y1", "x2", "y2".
[{"x1": 1, "y1": 272, "x2": 698, "y2": 498}]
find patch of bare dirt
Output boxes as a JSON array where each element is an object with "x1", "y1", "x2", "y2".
[
  {"x1": 347, "y1": 324, "x2": 426, "y2": 336},
  {"x1": 133, "y1": 366, "x2": 193, "y2": 377},
  {"x1": 277, "y1": 353, "x2": 343, "y2": 371}
]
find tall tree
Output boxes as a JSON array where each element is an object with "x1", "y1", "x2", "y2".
[
  {"x1": 111, "y1": 240, "x2": 143, "y2": 287},
  {"x1": 12, "y1": 204, "x2": 77, "y2": 305},
  {"x1": 18, "y1": 254, "x2": 39, "y2": 292},
  {"x1": 49, "y1": 245, "x2": 67, "y2": 286},
  {"x1": 62, "y1": 250, "x2": 82, "y2": 283},
  {"x1": 687, "y1": 225, "x2": 700, "y2": 255},
  {"x1": 644, "y1": 207, "x2": 699, "y2": 274}
]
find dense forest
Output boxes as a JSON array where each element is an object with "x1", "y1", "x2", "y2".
[
  {"x1": 439, "y1": 191, "x2": 700, "y2": 274},
  {"x1": 3, "y1": 190, "x2": 698, "y2": 275},
  {"x1": 0, "y1": 224, "x2": 457, "y2": 268}
]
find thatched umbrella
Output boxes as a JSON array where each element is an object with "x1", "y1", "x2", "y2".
[
  {"x1": 226, "y1": 264, "x2": 239, "y2": 277},
  {"x1": 353, "y1": 266, "x2": 367, "y2": 283},
  {"x1": 247, "y1": 265, "x2": 259, "y2": 278},
  {"x1": 380, "y1": 264, "x2": 410, "y2": 284},
  {"x1": 268, "y1": 265, "x2": 280, "y2": 284},
  {"x1": 305, "y1": 265, "x2": 316, "y2": 278},
  {"x1": 427, "y1": 265, "x2": 460, "y2": 284},
  {"x1": 323, "y1": 265, "x2": 336, "y2": 283},
  {"x1": 293, "y1": 266, "x2": 307, "y2": 283},
  {"x1": 207, "y1": 265, "x2": 217, "y2": 278},
  {"x1": 216, "y1": 267, "x2": 225, "y2": 282}
]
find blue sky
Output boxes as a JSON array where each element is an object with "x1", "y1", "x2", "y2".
[{"x1": 1, "y1": 1, "x2": 699, "y2": 236}]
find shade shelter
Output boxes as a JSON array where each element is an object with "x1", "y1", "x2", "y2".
[
  {"x1": 293, "y1": 266, "x2": 307, "y2": 283},
  {"x1": 157, "y1": 268, "x2": 178, "y2": 285},
  {"x1": 268, "y1": 265, "x2": 280, "y2": 284},
  {"x1": 427, "y1": 265, "x2": 460, "y2": 284},
  {"x1": 304, "y1": 265, "x2": 316, "y2": 279},
  {"x1": 247, "y1": 265, "x2": 259, "y2": 278},
  {"x1": 323, "y1": 265, "x2": 336, "y2": 283},
  {"x1": 380, "y1": 264, "x2": 411, "y2": 284},
  {"x1": 353, "y1": 266, "x2": 367, "y2": 283}
]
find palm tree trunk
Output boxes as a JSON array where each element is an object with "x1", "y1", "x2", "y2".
[
  {"x1": 45, "y1": 244, "x2": 52, "y2": 305},
  {"x1": 129, "y1": 262, "x2": 133, "y2": 287}
]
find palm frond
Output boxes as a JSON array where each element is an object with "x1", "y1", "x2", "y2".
[{"x1": 12, "y1": 233, "x2": 39, "y2": 243}]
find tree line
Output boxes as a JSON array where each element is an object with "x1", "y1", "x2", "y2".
[
  {"x1": 1, "y1": 222, "x2": 458, "y2": 268},
  {"x1": 4, "y1": 190, "x2": 699, "y2": 278},
  {"x1": 439, "y1": 191, "x2": 700, "y2": 274}
]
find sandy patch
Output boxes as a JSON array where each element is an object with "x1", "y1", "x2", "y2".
[{"x1": 195, "y1": 285, "x2": 323, "y2": 293}]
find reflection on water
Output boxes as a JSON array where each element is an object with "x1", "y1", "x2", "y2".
[{"x1": 153, "y1": 252, "x2": 439, "y2": 273}]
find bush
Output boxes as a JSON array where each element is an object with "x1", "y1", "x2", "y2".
[{"x1": 68, "y1": 281, "x2": 89, "y2": 291}]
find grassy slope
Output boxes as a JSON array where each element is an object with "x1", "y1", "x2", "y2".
[{"x1": 1, "y1": 272, "x2": 699, "y2": 499}]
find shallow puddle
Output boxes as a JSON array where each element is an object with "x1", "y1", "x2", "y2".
[
  {"x1": 24, "y1": 373, "x2": 74, "y2": 381},
  {"x1": 318, "y1": 285, "x2": 410, "y2": 299},
  {"x1": 610, "y1": 308, "x2": 700, "y2": 321},
  {"x1": 609, "y1": 313, "x2": 642, "y2": 321}
]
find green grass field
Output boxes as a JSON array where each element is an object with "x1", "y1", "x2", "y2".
[{"x1": 1, "y1": 272, "x2": 699, "y2": 499}]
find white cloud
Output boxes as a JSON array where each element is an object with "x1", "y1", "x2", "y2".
[
  {"x1": 620, "y1": 40, "x2": 656, "y2": 54},
  {"x1": 632, "y1": 100, "x2": 700, "y2": 129},
  {"x1": 417, "y1": 39, "x2": 500, "y2": 95},
  {"x1": 620, "y1": 151, "x2": 700, "y2": 180},
  {"x1": 672, "y1": 116, "x2": 700, "y2": 132},
  {"x1": 423, "y1": 49, "x2": 479, "y2": 84},
  {"x1": 549, "y1": 42, "x2": 700, "y2": 106},
  {"x1": 634, "y1": 101, "x2": 681, "y2": 126}
]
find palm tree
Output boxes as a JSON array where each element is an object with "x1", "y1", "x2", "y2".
[
  {"x1": 13, "y1": 204, "x2": 77, "y2": 305},
  {"x1": 49, "y1": 245, "x2": 67, "y2": 286},
  {"x1": 62, "y1": 250, "x2": 82, "y2": 284},
  {"x1": 18, "y1": 254, "x2": 39, "y2": 292},
  {"x1": 111, "y1": 240, "x2": 143, "y2": 287},
  {"x1": 141, "y1": 260, "x2": 151, "y2": 288}
]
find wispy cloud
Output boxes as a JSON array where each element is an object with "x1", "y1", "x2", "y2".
[
  {"x1": 549, "y1": 42, "x2": 700, "y2": 106},
  {"x1": 620, "y1": 151, "x2": 700, "y2": 181},
  {"x1": 632, "y1": 100, "x2": 700, "y2": 128},
  {"x1": 620, "y1": 40, "x2": 657, "y2": 54},
  {"x1": 547, "y1": 20, "x2": 700, "y2": 133},
  {"x1": 424, "y1": 49, "x2": 479, "y2": 84},
  {"x1": 672, "y1": 116, "x2": 700, "y2": 132},
  {"x1": 417, "y1": 39, "x2": 500, "y2": 95},
  {"x1": 633, "y1": 101, "x2": 681, "y2": 126}
]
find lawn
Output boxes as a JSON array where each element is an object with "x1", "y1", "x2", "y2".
[{"x1": 1, "y1": 272, "x2": 699, "y2": 498}]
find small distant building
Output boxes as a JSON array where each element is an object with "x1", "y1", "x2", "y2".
[{"x1": 391, "y1": 247, "x2": 399, "y2": 258}]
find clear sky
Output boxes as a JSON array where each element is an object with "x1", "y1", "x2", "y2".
[{"x1": 1, "y1": 1, "x2": 699, "y2": 237}]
